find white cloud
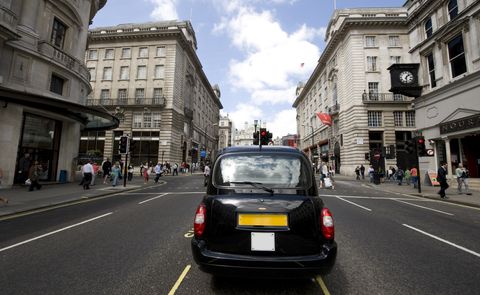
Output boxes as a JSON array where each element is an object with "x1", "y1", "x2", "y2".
[
  {"x1": 229, "y1": 103, "x2": 263, "y2": 131},
  {"x1": 149, "y1": 0, "x2": 179, "y2": 20},
  {"x1": 267, "y1": 108, "x2": 298, "y2": 138}
]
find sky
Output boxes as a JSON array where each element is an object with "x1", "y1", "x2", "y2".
[{"x1": 91, "y1": 0, "x2": 406, "y2": 138}]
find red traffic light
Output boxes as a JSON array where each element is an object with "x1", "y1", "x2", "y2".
[
  {"x1": 261, "y1": 131, "x2": 267, "y2": 136},
  {"x1": 417, "y1": 138, "x2": 424, "y2": 144}
]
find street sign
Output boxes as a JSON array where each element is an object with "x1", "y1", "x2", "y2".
[
  {"x1": 426, "y1": 149, "x2": 434, "y2": 156},
  {"x1": 373, "y1": 152, "x2": 381, "y2": 160}
]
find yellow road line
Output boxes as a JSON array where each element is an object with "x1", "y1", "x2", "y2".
[
  {"x1": 168, "y1": 264, "x2": 191, "y2": 295},
  {"x1": 315, "y1": 275, "x2": 331, "y2": 295}
]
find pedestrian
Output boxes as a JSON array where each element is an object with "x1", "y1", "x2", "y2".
[
  {"x1": 91, "y1": 162, "x2": 99, "y2": 186},
  {"x1": 391, "y1": 167, "x2": 396, "y2": 181},
  {"x1": 102, "y1": 158, "x2": 112, "y2": 184},
  {"x1": 111, "y1": 162, "x2": 121, "y2": 187},
  {"x1": 360, "y1": 165, "x2": 365, "y2": 179},
  {"x1": 172, "y1": 162, "x2": 179, "y2": 176},
  {"x1": 204, "y1": 164, "x2": 211, "y2": 186},
  {"x1": 17, "y1": 153, "x2": 31, "y2": 184},
  {"x1": 127, "y1": 164, "x2": 133, "y2": 181},
  {"x1": 404, "y1": 168, "x2": 411, "y2": 185},
  {"x1": 368, "y1": 165, "x2": 374, "y2": 183},
  {"x1": 0, "y1": 168, "x2": 9, "y2": 204},
  {"x1": 28, "y1": 161, "x2": 42, "y2": 191},
  {"x1": 143, "y1": 164, "x2": 149, "y2": 184},
  {"x1": 355, "y1": 166, "x2": 360, "y2": 180},
  {"x1": 387, "y1": 167, "x2": 393, "y2": 181},
  {"x1": 396, "y1": 167, "x2": 404, "y2": 185},
  {"x1": 437, "y1": 161, "x2": 449, "y2": 199},
  {"x1": 455, "y1": 163, "x2": 471, "y2": 195},
  {"x1": 410, "y1": 167, "x2": 418, "y2": 188},
  {"x1": 154, "y1": 162, "x2": 162, "y2": 183},
  {"x1": 81, "y1": 160, "x2": 93, "y2": 190}
]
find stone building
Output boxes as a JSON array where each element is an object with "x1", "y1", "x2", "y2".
[
  {"x1": 293, "y1": 8, "x2": 416, "y2": 175},
  {"x1": 218, "y1": 115, "x2": 233, "y2": 150},
  {"x1": 406, "y1": 0, "x2": 480, "y2": 183},
  {"x1": 0, "y1": 0, "x2": 117, "y2": 187},
  {"x1": 83, "y1": 21, "x2": 222, "y2": 167}
]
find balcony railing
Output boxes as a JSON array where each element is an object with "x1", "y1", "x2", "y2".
[
  {"x1": 362, "y1": 92, "x2": 412, "y2": 103},
  {"x1": 38, "y1": 41, "x2": 89, "y2": 81},
  {"x1": 86, "y1": 97, "x2": 166, "y2": 107}
]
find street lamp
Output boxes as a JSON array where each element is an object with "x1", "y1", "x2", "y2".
[{"x1": 302, "y1": 124, "x2": 315, "y2": 163}]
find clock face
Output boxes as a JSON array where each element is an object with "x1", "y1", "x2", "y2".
[{"x1": 399, "y1": 71, "x2": 414, "y2": 84}]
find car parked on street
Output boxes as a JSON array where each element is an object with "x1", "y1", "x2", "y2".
[{"x1": 191, "y1": 146, "x2": 337, "y2": 278}]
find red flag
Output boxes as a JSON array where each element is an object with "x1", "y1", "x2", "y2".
[{"x1": 316, "y1": 112, "x2": 332, "y2": 126}]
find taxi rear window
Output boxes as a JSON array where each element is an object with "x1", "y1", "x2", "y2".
[{"x1": 212, "y1": 153, "x2": 311, "y2": 189}]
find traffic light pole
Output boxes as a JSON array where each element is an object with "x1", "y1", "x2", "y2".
[
  {"x1": 413, "y1": 137, "x2": 422, "y2": 194},
  {"x1": 123, "y1": 153, "x2": 128, "y2": 187}
]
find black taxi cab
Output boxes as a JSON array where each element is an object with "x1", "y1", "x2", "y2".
[{"x1": 191, "y1": 146, "x2": 337, "y2": 277}]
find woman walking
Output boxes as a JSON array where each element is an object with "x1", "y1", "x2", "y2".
[{"x1": 111, "y1": 162, "x2": 121, "y2": 187}]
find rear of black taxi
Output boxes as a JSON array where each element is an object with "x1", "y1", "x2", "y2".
[{"x1": 191, "y1": 146, "x2": 337, "y2": 277}]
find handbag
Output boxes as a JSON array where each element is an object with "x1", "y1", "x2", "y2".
[{"x1": 25, "y1": 178, "x2": 32, "y2": 185}]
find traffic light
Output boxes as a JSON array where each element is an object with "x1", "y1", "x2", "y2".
[
  {"x1": 253, "y1": 131, "x2": 259, "y2": 145},
  {"x1": 267, "y1": 131, "x2": 273, "y2": 144},
  {"x1": 417, "y1": 136, "x2": 427, "y2": 156},
  {"x1": 129, "y1": 139, "x2": 137, "y2": 153},
  {"x1": 405, "y1": 139, "x2": 415, "y2": 154},
  {"x1": 260, "y1": 128, "x2": 268, "y2": 145},
  {"x1": 119, "y1": 135, "x2": 129, "y2": 154}
]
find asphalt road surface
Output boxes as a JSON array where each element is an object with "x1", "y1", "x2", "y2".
[{"x1": 1, "y1": 175, "x2": 479, "y2": 294}]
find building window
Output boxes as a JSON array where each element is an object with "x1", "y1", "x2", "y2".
[
  {"x1": 406, "y1": 111, "x2": 415, "y2": 127},
  {"x1": 156, "y1": 46, "x2": 166, "y2": 57},
  {"x1": 104, "y1": 49, "x2": 114, "y2": 59},
  {"x1": 390, "y1": 56, "x2": 401, "y2": 65},
  {"x1": 367, "y1": 56, "x2": 377, "y2": 71},
  {"x1": 425, "y1": 17, "x2": 433, "y2": 38},
  {"x1": 88, "y1": 50, "x2": 97, "y2": 60},
  {"x1": 152, "y1": 112, "x2": 161, "y2": 128},
  {"x1": 143, "y1": 113, "x2": 152, "y2": 128},
  {"x1": 51, "y1": 18, "x2": 67, "y2": 49},
  {"x1": 102, "y1": 67, "x2": 112, "y2": 80},
  {"x1": 448, "y1": 0, "x2": 458, "y2": 20},
  {"x1": 448, "y1": 34, "x2": 467, "y2": 78},
  {"x1": 154, "y1": 65, "x2": 164, "y2": 79},
  {"x1": 119, "y1": 66, "x2": 129, "y2": 80},
  {"x1": 394, "y1": 111, "x2": 403, "y2": 127},
  {"x1": 137, "y1": 65, "x2": 147, "y2": 79},
  {"x1": 368, "y1": 82, "x2": 379, "y2": 100},
  {"x1": 388, "y1": 36, "x2": 400, "y2": 47},
  {"x1": 133, "y1": 113, "x2": 142, "y2": 128},
  {"x1": 118, "y1": 89, "x2": 127, "y2": 104},
  {"x1": 50, "y1": 74, "x2": 65, "y2": 95},
  {"x1": 365, "y1": 36, "x2": 376, "y2": 47},
  {"x1": 426, "y1": 53, "x2": 437, "y2": 88},
  {"x1": 368, "y1": 111, "x2": 382, "y2": 127},
  {"x1": 139, "y1": 47, "x2": 148, "y2": 58},
  {"x1": 88, "y1": 68, "x2": 96, "y2": 81},
  {"x1": 100, "y1": 89, "x2": 110, "y2": 104},
  {"x1": 121, "y1": 48, "x2": 131, "y2": 58},
  {"x1": 135, "y1": 88, "x2": 145, "y2": 104}
]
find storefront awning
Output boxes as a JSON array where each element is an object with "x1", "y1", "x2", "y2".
[{"x1": 0, "y1": 87, "x2": 119, "y2": 131}]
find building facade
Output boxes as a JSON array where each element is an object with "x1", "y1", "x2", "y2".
[
  {"x1": 84, "y1": 21, "x2": 222, "y2": 167},
  {"x1": 0, "y1": 0, "x2": 116, "y2": 187},
  {"x1": 218, "y1": 115, "x2": 233, "y2": 150},
  {"x1": 293, "y1": 8, "x2": 416, "y2": 175},
  {"x1": 406, "y1": 0, "x2": 480, "y2": 182}
]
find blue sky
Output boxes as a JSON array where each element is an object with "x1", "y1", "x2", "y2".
[{"x1": 91, "y1": 0, "x2": 405, "y2": 138}]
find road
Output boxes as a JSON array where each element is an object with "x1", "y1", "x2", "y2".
[{"x1": 0, "y1": 175, "x2": 479, "y2": 294}]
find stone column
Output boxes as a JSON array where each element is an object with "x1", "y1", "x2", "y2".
[
  {"x1": 444, "y1": 137, "x2": 452, "y2": 179},
  {"x1": 17, "y1": 0, "x2": 40, "y2": 46}
]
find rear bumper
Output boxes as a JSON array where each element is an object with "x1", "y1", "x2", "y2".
[{"x1": 191, "y1": 238, "x2": 337, "y2": 278}]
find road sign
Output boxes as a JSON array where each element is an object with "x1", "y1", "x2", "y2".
[{"x1": 426, "y1": 149, "x2": 434, "y2": 156}]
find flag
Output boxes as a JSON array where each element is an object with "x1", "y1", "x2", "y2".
[{"x1": 316, "y1": 112, "x2": 332, "y2": 126}]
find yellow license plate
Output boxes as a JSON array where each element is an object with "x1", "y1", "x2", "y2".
[{"x1": 238, "y1": 214, "x2": 288, "y2": 227}]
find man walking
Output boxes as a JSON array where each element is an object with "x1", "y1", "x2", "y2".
[
  {"x1": 455, "y1": 163, "x2": 471, "y2": 195},
  {"x1": 437, "y1": 162, "x2": 449, "y2": 199},
  {"x1": 154, "y1": 162, "x2": 162, "y2": 183},
  {"x1": 360, "y1": 165, "x2": 365, "y2": 180},
  {"x1": 410, "y1": 166, "x2": 418, "y2": 188},
  {"x1": 102, "y1": 158, "x2": 112, "y2": 184},
  {"x1": 81, "y1": 160, "x2": 94, "y2": 190},
  {"x1": 204, "y1": 164, "x2": 211, "y2": 186}
]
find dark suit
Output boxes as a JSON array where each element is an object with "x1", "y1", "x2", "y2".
[{"x1": 437, "y1": 166, "x2": 449, "y2": 198}]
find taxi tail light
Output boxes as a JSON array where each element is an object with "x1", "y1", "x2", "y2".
[
  {"x1": 194, "y1": 203, "x2": 206, "y2": 238},
  {"x1": 321, "y1": 208, "x2": 335, "y2": 240}
]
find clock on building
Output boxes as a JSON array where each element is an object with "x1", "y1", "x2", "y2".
[
  {"x1": 388, "y1": 63, "x2": 422, "y2": 98},
  {"x1": 399, "y1": 71, "x2": 414, "y2": 84}
]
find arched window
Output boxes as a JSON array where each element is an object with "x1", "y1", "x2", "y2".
[{"x1": 425, "y1": 17, "x2": 433, "y2": 38}]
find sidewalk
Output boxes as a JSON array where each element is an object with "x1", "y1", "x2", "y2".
[
  {"x1": 333, "y1": 174, "x2": 480, "y2": 208},
  {"x1": 0, "y1": 172, "x2": 200, "y2": 220}
]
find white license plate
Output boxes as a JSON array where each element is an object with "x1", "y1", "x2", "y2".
[{"x1": 251, "y1": 232, "x2": 275, "y2": 251}]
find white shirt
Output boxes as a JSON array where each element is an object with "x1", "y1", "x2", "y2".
[
  {"x1": 82, "y1": 163, "x2": 94, "y2": 174},
  {"x1": 204, "y1": 166, "x2": 211, "y2": 176}
]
